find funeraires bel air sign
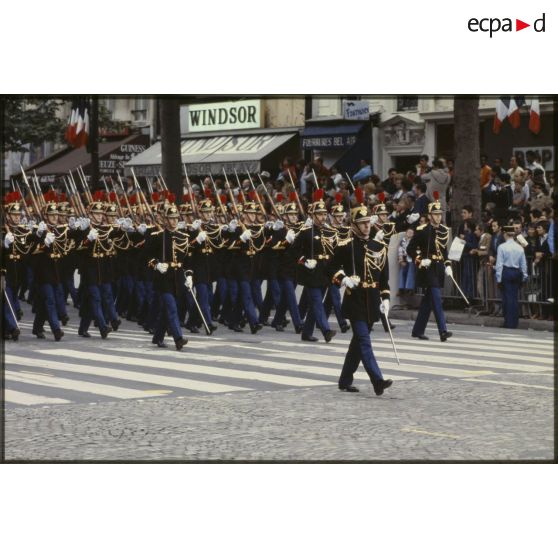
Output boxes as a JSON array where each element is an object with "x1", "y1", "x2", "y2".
[{"x1": 187, "y1": 100, "x2": 263, "y2": 133}]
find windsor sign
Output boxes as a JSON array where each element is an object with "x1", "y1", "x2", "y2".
[{"x1": 187, "y1": 100, "x2": 263, "y2": 132}]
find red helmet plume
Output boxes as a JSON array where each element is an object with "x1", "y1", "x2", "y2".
[
  {"x1": 354, "y1": 187, "x2": 365, "y2": 205},
  {"x1": 289, "y1": 191, "x2": 297, "y2": 202},
  {"x1": 377, "y1": 191, "x2": 385, "y2": 203},
  {"x1": 433, "y1": 190, "x2": 440, "y2": 200},
  {"x1": 335, "y1": 192, "x2": 343, "y2": 204},
  {"x1": 312, "y1": 188, "x2": 324, "y2": 202}
]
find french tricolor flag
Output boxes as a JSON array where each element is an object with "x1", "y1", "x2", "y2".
[
  {"x1": 507, "y1": 96, "x2": 525, "y2": 129},
  {"x1": 529, "y1": 98, "x2": 541, "y2": 134},
  {"x1": 493, "y1": 97, "x2": 509, "y2": 134}
]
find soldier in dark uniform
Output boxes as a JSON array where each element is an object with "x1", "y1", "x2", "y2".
[
  {"x1": 406, "y1": 200, "x2": 454, "y2": 342},
  {"x1": 145, "y1": 204, "x2": 191, "y2": 350},
  {"x1": 2, "y1": 195, "x2": 35, "y2": 341},
  {"x1": 292, "y1": 190, "x2": 337, "y2": 343},
  {"x1": 77, "y1": 201, "x2": 121, "y2": 339},
  {"x1": 323, "y1": 193, "x2": 350, "y2": 333},
  {"x1": 227, "y1": 200, "x2": 265, "y2": 334},
  {"x1": 29, "y1": 201, "x2": 67, "y2": 340},
  {"x1": 269, "y1": 197, "x2": 304, "y2": 333},
  {"x1": 187, "y1": 198, "x2": 224, "y2": 333},
  {"x1": 330, "y1": 203, "x2": 394, "y2": 395}
]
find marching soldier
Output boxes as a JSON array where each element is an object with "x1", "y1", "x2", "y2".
[
  {"x1": 330, "y1": 202, "x2": 393, "y2": 395},
  {"x1": 226, "y1": 200, "x2": 265, "y2": 334},
  {"x1": 145, "y1": 204, "x2": 190, "y2": 350},
  {"x1": 77, "y1": 200, "x2": 121, "y2": 339},
  {"x1": 2, "y1": 193, "x2": 34, "y2": 341},
  {"x1": 187, "y1": 198, "x2": 223, "y2": 333},
  {"x1": 292, "y1": 189, "x2": 337, "y2": 343},
  {"x1": 406, "y1": 198, "x2": 454, "y2": 342},
  {"x1": 269, "y1": 194, "x2": 304, "y2": 333},
  {"x1": 323, "y1": 192, "x2": 350, "y2": 333}
]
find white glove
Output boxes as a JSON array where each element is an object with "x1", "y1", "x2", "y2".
[
  {"x1": 221, "y1": 224, "x2": 229, "y2": 232},
  {"x1": 156, "y1": 262, "x2": 169, "y2": 274},
  {"x1": 185, "y1": 275, "x2": 193, "y2": 289},
  {"x1": 304, "y1": 217, "x2": 313, "y2": 227},
  {"x1": 420, "y1": 258, "x2": 431, "y2": 269},
  {"x1": 124, "y1": 218, "x2": 133, "y2": 229},
  {"x1": 374, "y1": 229, "x2": 385, "y2": 242},
  {"x1": 342, "y1": 275, "x2": 359, "y2": 289},
  {"x1": 445, "y1": 265, "x2": 453, "y2": 278},
  {"x1": 379, "y1": 299, "x2": 390, "y2": 316},
  {"x1": 195, "y1": 231, "x2": 208, "y2": 244},
  {"x1": 264, "y1": 221, "x2": 274, "y2": 229},
  {"x1": 191, "y1": 219, "x2": 202, "y2": 231},
  {"x1": 285, "y1": 229, "x2": 296, "y2": 244},
  {"x1": 228, "y1": 219, "x2": 238, "y2": 232},
  {"x1": 79, "y1": 217, "x2": 90, "y2": 231},
  {"x1": 273, "y1": 220, "x2": 284, "y2": 230},
  {"x1": 44, "y1": 231, "x2": 55, "y2": 247},
  {"x1": 4, "y1": 232, "x2": 15, "y2": 248},
  {"x1": 36, "y1": 221, "x2": 47, "y2": 236},
  {"x1": 116, "y1": 217, "x2": 125, "y2": 226},
  {"x1": 27, "y1": 219, "x2": 36, "y2": 230},
  {"x1": 304, "y1": 259, "x2": 317, "y2": 270},
  {"x1": 369, "y1": 215, "x2": 379, "y2": 226},
  {"x1": 137, "y1": 223, "x2": 147, "y2": 235},
  {"x1": 68, "y1": 216, "x2": 77, "y2": 229},
  {"x1": 406, "y1": 213, "x2": 420, "y2": 224},
  {"x1": 240, "y1": 229, "x2": 252, "y2": 243},
  {"x1": 176, "y1": 221, "x2": 185, "y2": 230},
  {"x1": 87, "y1": 228, "x2": 99, "y2": 242}
]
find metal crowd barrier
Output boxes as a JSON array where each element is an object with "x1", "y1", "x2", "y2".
[{"x1": 436, "y1": 256, "x2": 554, "y2": 317}]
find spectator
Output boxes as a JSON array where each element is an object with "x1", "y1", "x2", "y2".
[
  {"x1": 458, "y1": 205, "x2": 474, "y2": 236},
  {"x1": 392, "y1": 195, "x2": 414, "y2": 232},
  {"x1": 480, "y1": 155, "x2": 492, "y2": 189},
  {"x1": 416, "y1": 155, "x2": 431, "y2": 176},
  {"x1": 511, "y1": 177, "x2": 528, "y2": 211},
  {"x1": 529, "y1": 182, "x2": 551, "y2": 213},
  {"x1": 422, "y1": 159, "x2": 451, "y2": 215},
  {"x1": 412, "y1": 179, "x2": 429, "y2": 216},
  {"x1": 352, "y1": 159, "x2": 373, "y2": 183},
  {"x1": 382, "y1": 168, "x2": 398, "y2": 195},
  {"x1": 489, "y1": 173, "x2": 513, "y2": 221},
  {"x1": 508, "y1": 155, "x2": 526, "y2": 184},
  {"x1": 492, "y1": 157, "x2": 505, "y2": 176},
  {"x1": 397, "y1": 228, "x2": 416, "y2": 295},
  {"x1": 392, "y1": 173, "x2": 406, "y2": 201},
  {"x1": 525, "y1": 150, "x2": 547, "y2": 183},
  {"x1": 470, "y1": 223, "x2": 492, "y2": 313},
  {"x1": 461, "y1": 218, "x2": 478, "y2": 300}
]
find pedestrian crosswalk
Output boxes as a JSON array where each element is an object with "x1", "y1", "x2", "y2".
[{"x1": 5, "y1": 321, "x2": 554, "y2": 406}]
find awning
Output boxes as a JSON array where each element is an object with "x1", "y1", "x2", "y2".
[
  {"x1": 301, "y1": 122, "x2": 364, "y2": 149},
  {"x1": 126, "y1": 132, "x2": 297, "y2": 176},
  {"x1": 21, "y1": 135, "x2": 149, "y2": 184}
]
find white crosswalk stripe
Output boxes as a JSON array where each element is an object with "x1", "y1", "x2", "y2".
[{"x1": 6, "y1": 320, "x2": 553, "y2": 406}]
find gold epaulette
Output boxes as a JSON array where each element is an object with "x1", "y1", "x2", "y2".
[
  {"x1": 151, "y1": 229, "x2": 164, "y2": 236},
  {"x1": 416, "y1": 224, "x2": 427, "y2": 231},
  {"x1": 337, "y1": 237, "x2": 353, "y2": 247}
]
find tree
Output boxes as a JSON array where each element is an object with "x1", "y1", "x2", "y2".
[
  {"x1": 451, "y1": 96, "x2": 481, "y2": 229},
  {"x1": 2, "y1": 97, "x2": 66, "y2": 152},
  {"x1": 159, "y1": 98, "x2": 183, "y2": 199}
]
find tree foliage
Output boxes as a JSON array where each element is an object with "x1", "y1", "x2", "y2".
[{"x1": 3, "y1": 97, "x2": 66, "y2": 152}]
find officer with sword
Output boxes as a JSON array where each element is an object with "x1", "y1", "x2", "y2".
[{"x1": 329, "y1": 200, "x2": 395, "y2": 396}]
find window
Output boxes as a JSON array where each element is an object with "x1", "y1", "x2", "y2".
[{"x1": 397, "y1": 96, "x2": 418, "y2": 112}]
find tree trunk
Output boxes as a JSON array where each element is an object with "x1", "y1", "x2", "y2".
[
  {"x1": 159, "y1": 98, "x2": 182, "y2": 200},
  {"x1": 451, "y1": 96, "x2": 481, "y2": 230}
]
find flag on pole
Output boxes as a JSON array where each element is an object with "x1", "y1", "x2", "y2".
[
  {"x1": 507, "y1": 96, "x2": 525, "y2": 128},
  {"x1": 493, "y1": 97, "x2": 509, "y2": 134},
  {"x1": 65, "y1": 97, "x2": 90, "y2": 148},
  {"x1": 529, "y1": 98, "x2": 541, "y2": 134}
]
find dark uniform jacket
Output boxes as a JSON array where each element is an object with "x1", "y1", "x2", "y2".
[
  {"x1": 292, "y1": 224, "x2": 337, "y2": 288},
  {"x1": 330, "y1": 235, "x2": 390, "y2": 325},
  {"x1": 406, "y1": 222, "x2": 450, "y2": 289},
  {"x1": 145, "y1": 228, "x2": 192, "y2": 296}
]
